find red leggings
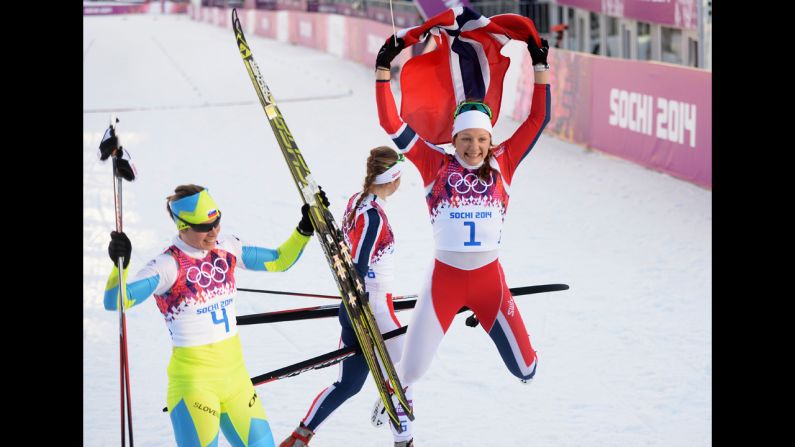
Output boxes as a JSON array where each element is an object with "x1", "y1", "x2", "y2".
[{"x1": 398, "y1": 258, "x2": 538, "y2": 385}]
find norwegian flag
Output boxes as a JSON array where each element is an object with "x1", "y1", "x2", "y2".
[{"x1": 394, "y1": 6, "x2": 540, "y2": 144}]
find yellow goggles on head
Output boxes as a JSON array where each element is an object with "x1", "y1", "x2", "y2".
[{"x1": 169, "y1": 189, "x2": 221, "y2": 231}]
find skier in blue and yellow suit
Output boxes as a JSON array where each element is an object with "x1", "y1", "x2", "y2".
[{"x1": 104, "y1": 184, "x2": 326, "y2": 447}]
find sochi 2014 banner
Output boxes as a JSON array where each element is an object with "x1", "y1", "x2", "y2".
[
  {"x1": 413, "y1": 0, "x2": 472, "y2": 20},
  {"x1": 513, "y1": 48, "x2": 711, "y2": 188}
]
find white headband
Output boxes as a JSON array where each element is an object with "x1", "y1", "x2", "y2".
[
  {"x1": 452, "y1": 110, "x2": 493, "y2": 138},
  {"x1": 373, "y1": 161, "x2": 404, "y2": 184}
]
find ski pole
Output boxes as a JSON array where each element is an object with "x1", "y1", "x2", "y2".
[
  {"x1": 237, "y1": 288, "x2": 340, "y2": 299},
  {"x1": 237, "y1": 287, "x2": 418, "y2": 301},
  {"x1": 237, "y1": 284, "x2": 569, "y2": 326},
  {"x1": 245, "y1": 284, "x2": 570, "y2": 384},
  {"x1": 237, "y1": 284, "x2": 569, "y2": 303},
  {"x1": 101, "y1": 116, "x2": 137, "y2": 446},
  {"x1": 464, "y1": 284, "x2": 570, "y2": 327},
  {"x1": 113, "y1": 158, "x2": 134, "y2": 447}
]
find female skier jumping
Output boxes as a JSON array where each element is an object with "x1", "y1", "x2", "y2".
[{"x1": 373, "y1": 27, "x2": 551, "y2": 446}]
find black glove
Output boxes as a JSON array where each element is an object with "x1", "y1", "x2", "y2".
[
  {"x1": 375, "y1": 36, "x2": 405, "y2": 70},
  {"x1": 114, "y1": 157, "x2": 137, "y2": 182},
  {"x1": 317, "y1": 186, "x2": 330, "y2": 207},
  {"x1": 297, "y1": 187, "x2": 330, "y2": 236},
  {"x1": 297, "y1": 204, "x2": 313, "y2": 236},
  {"x1": 108, "y1": 231, "x2": 132, "y2": 269},
  {"x1": 98, "y1": 125, "x2": 119, "y2": 161},
  {"x1": 527, "y1": 37, "x2": 549, "y2": 67}
]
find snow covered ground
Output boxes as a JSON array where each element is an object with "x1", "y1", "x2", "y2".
[{"x1": 84, "y1": 14, "x2": 711, "y2": 446}]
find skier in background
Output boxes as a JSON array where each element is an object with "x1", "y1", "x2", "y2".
[
  {"x1": 104, "y1": 184, "x2": 327, "y2": 447},
  {"x1": 372, "y1": 31, "x2": 552, "y2": 446},
  {"x1": 280, "y1": 147, "x2": 412, "y2": 447}
]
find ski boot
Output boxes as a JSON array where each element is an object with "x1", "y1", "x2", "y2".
[
  {"x1": 371, "y1": 389, "x2": 413, "y2": 429},
  {"x1": 395, "y1": 440, "x2": 414, "y2": 447},
  {"x1": 371, "y1": 397, "x2": 388, "y2": 428},
  {"x1": 279, "y1": 423, "x2": 314, "y2": 447}
]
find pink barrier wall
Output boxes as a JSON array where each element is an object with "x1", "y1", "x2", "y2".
[
  {"x1": 342, "y1": 16, "x2": 403, "y2": 68},
  {"x1": 84, "y1": 1, "x2": 189, "y2": 15},
  {"x1": 288, "y1": 11, "x2": 328, "y2": 50},
  {"x1": 216, "y1": 6, "x2": 232, "y2": 29},
  {"x1": 590, "y1": 57, "x2": 710, "y2": 187},
  {"x1": 514, "y1": 49, "x2": 711, "y2": 188},
  {"x1": 188, "y1": 5, "x2": 404, "y2": 69},
  {"x1": 84, "y1": 3, "x2": 148, "y2": 15},
  {"x1": 525, "y1": 50, "x2": 594, "y2": 146},
  {"x1": 253, "y1": 10, "x2": 279, "y2": 40},
  {"x1": 196, "y1": 6, "x2": 279, "y2": 40}
]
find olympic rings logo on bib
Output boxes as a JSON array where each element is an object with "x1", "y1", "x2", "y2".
[
  {"x1": 186, "y1": 258, "x2": 229, "y2": 288},
  {"x1": 447, "y1": 172, "x2": 493, "y2": 194}
]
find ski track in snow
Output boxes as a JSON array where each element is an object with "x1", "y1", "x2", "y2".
[{"x1": 84, "y1": 15, "x2": 711, "y2": 446}]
